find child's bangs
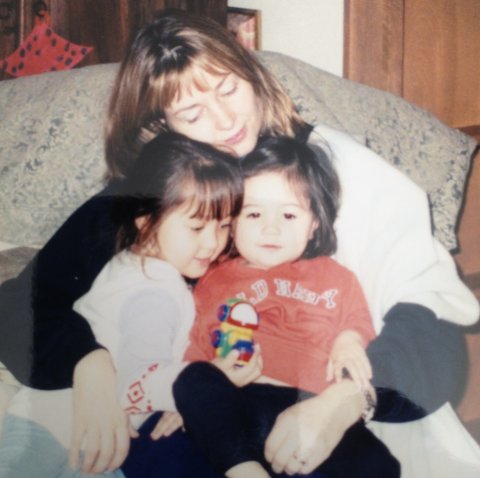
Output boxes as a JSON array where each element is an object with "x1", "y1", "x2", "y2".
[
  {"x1": 278, "y1": 167, "x2": 311, "y2": 210},
  {"x1": 182, "y1": 177, "x2": 241, "y2": 221}
]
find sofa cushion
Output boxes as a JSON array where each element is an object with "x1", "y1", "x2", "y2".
[{"x1": 0, "y1": 63, "x2": 117, "y2": 247}]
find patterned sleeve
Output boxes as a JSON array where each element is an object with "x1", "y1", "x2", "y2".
[{"x1": 115, "y1": 289, "x2": 186, "y2": 413}]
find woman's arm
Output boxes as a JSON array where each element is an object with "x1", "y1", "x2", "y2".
[
  {"x1": 0, "y1": 188, "x2": 119, "y2": 389},
  {"x1": 0, "y1": 188, "x2": 130, "y2": 473},
  {"x1": 368, "y1": 302, "x2": 468, "y2": 420},
  {"x1": 31, "y1": 192, "x2": 119, "y2": 389},
  {"x1": 310, "y1": 125, "x2": 478, "y2": 416}
]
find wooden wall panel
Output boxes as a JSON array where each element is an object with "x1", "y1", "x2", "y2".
[
  {"x1": 403, "y1": 0, "x2": 480, "y2": 129},
  {"x1": 343, "y1": 0, "x2": 404, "y2": 95}
]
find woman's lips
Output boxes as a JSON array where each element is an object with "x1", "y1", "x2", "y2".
[{"x1": 225, "y1": 126, "x2": 247, "y2": 146}]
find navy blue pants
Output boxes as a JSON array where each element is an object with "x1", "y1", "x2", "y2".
[
  {"x1": 121, "y1": 413, "x2": 326, "y2": 478},
  {"x1": 171, "y1": 362, "x2": 400, "y2": 478}
]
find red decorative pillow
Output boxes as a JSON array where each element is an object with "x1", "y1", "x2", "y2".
[{"x1": 0, "y1": 20, "x2": 93, "y2": 78}]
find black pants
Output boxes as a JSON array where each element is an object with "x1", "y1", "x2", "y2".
[{"x1": 173, "y1": 362, "x2": 400, "y2": 478}]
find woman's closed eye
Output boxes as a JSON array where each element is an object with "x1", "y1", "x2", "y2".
[
  {"x1": 245, "y1": 211, "x2": 260, "y2": 219},
  {"x1": 283, "y1": 213, "x2": 297, "y2": 220},
  {"x1": 220, "y1": 83, "x2": 237, "y2": 97},
  {"x1": 178, "y1": 107, "x2": 203, "y2": 124},
  {"x1": 219, "y1": 77, "x2": 238, "y2": 97}
]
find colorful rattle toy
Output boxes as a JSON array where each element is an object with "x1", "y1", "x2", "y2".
[{"x1": 211, "y1": 298, "x2": 259, "y2": 365}]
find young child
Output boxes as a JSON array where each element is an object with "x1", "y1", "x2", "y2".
[
  {"x1": 177, "y1": 136, "x2": 400, "y2": 478},
  {"x1": 0, "y1": 132, "x2": 247, "y2": 478}
]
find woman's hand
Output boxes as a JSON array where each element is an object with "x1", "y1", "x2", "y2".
[
  {"x1": 327, "y1": 330, "x2": 372, "y2": 390},
  {"x1": 211, "y1": 345, "x2": 263, "y2": 387},
  {"x1": 69, "y1": 349, "x2": 139, "y2": 474},
  {"x1": 150, "y1": 411, "x2": 184, "y2": 440},
  {"x1": 264, "y1": 380, "x2": 365, "y2": 474}
]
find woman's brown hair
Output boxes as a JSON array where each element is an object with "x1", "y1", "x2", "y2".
[{"x1": 105, "y1": 8, "x2": 305, "y2": 178}]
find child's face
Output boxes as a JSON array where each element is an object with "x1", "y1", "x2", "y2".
[
  {"x1": 145, "y1": 200, "x2": 232, "y2": 279},
  {"x1": 234, "y1": 172, "x2": 318, "y2": 269}
]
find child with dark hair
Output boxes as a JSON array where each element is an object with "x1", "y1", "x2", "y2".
[
  {"x1": 177, "y1": 136, "x2": 400, "y2": 478},
  {"x1": 0, "y1": 133, "x2": 251, "y2": 478}
]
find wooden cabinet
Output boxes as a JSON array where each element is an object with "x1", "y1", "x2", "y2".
[{"x1": 0, "y1": 0, "x2": 227, "y2": 79}]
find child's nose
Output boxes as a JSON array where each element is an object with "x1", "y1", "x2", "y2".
[
  {"x1": 261, "y1": 217, "x2": 281, "y2": 234},
  {"x1": 202, "y1": 226, "x2": 220, "y2": 252}
]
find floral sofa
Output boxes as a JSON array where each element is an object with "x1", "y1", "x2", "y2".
[{"x1": 0, "y1": 51, "x2": 479, "y2": 476}]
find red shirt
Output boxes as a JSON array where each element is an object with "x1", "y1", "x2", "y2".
[{"x1": 185, "y1": 256, "x2": 374, "y2": 394}]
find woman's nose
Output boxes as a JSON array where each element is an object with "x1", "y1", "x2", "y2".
[{"x1": 211, "y1": 101, "x2": 235, "y2": 130}]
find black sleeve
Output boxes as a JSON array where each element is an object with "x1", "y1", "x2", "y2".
[
  {"x1": 368, "y1": 302, "x2": 469, "y2": 422},
  {"x1": 0, "y1": 189, "x2": 119, "y2": 389}
]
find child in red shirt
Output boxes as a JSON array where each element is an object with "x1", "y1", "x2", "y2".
[{"x1": 175, "y1": 136, "x2": 399, "y2": 478}]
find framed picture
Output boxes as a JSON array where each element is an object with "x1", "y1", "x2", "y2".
[{"x1": 227, "y1": 7, "x2": 261, "y2": 51}]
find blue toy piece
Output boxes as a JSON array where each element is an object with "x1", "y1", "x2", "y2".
[{"x1": 211, "y1": 298, "x2": 259, "y2": 365}]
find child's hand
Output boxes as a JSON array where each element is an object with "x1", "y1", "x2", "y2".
[
  {"x1": 326, "y1": 330, "x2": 372, "y2": 390},
  {"x1": 150, "y1": 411, "x2": 184, "y2": 440},
  {"x1": 212, "y1": 344, "x2": 263, "y2": 387}
]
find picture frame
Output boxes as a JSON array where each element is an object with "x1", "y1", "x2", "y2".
[{"x1": 227, "y1": 7, "x2": 261, "y2": 51}]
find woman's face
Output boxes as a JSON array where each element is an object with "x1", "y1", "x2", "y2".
[{"x1": 164, "y1": 69, "x2": 262, "y2": 157}]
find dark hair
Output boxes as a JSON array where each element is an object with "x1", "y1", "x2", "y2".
[
  {"x1": 105, "y1": 8, "x2": 306, "y2": 178},
  {"x1": 115, "y1": 132, "x2": 243, "y2": 254},
  {"x1": 240, "y1": 136, "x2": 340, "y2": 258}
]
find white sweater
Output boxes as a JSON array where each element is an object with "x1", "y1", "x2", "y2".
[
  {"x1": 310, "y1": 125, "x2": 479, "y2": 331},
  {"x1": 8, "y1": 251, "x2": 194, "y2": 447}
]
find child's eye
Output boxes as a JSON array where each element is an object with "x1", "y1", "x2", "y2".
[
  {"x1": 246, "y1": 212, "x2": 260, "y2": 219},
  {"x1": 284, "y1": 213, "x2": 296, "y2": 220},
  {"x1": 189, "y1": 221, "x2": 206, "y2": 232}
]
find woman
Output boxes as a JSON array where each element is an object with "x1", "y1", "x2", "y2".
[{"x1": 0, "y1": 8, "x2": 478, "y2": 477}]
